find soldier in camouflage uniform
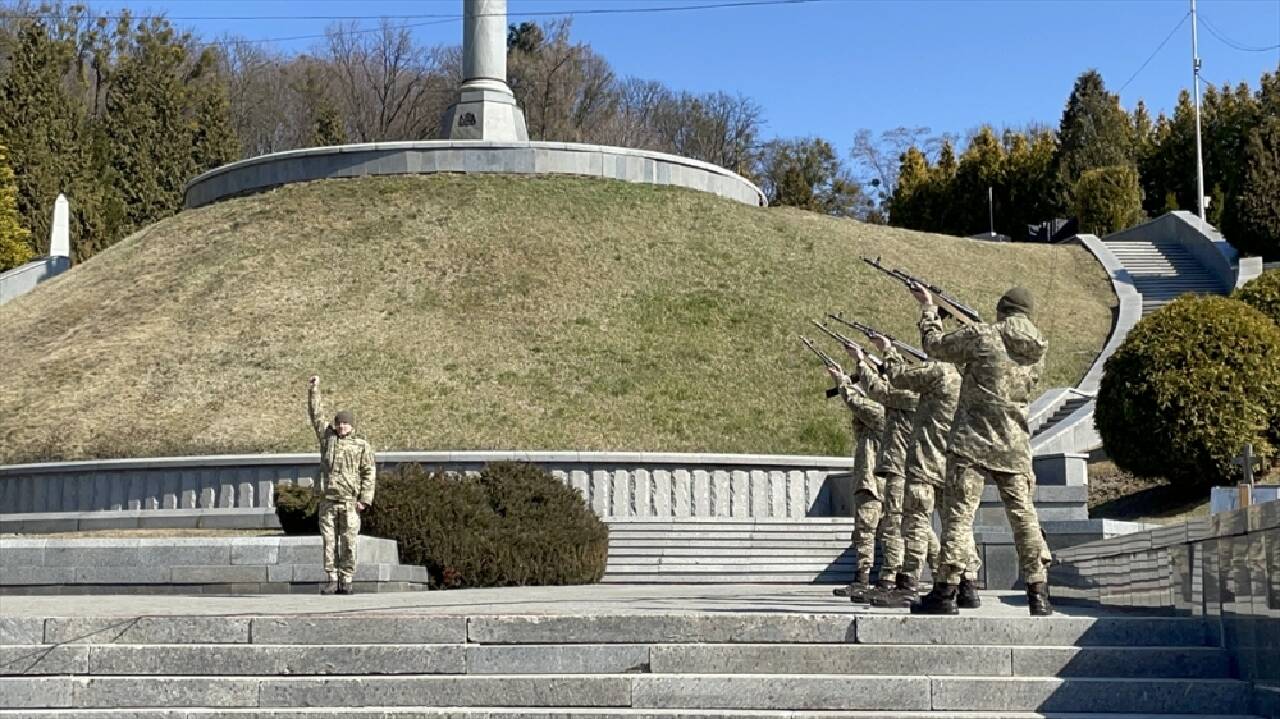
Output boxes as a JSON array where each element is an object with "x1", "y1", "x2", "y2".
[
  {"x1": 910, "y1": 286, "x2": 1053, "y2": 616},
  {"x1": 851, "y1": 346, "x2": 918, "y2": 601},
  {"x1": 825, "y1": 362, "x2": 886, "y2": 601},
  {"x1": 863, "y1": 337, "x2": 954, "y2": 608},
  {"x1": 307, "y1": 375, "x2": 377, "y2": 595}
]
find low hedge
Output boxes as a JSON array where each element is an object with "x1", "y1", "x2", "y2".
[
  {"x1": 275, "y1": 462, "x2": 609, "y2": 588},
  {"x1": 274, "y1": 484, "x2": 319, "y2": 534}
]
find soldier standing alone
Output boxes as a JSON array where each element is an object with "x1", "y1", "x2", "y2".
[{"x1": 307, "y1": 375, "x2": 376, "y2": 595}]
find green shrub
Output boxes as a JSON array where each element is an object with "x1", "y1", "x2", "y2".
[
  {"x1": 1233, "y1": 270, "x2": 1280, "y2": 326},
  {"x1": 1072, "y1": 164, "x2": 1145, "y2": 236},
  {"x1": 1095, "y1": 295, "x2": 1280, "y2": 485},
  {"x1": 364, "y1": 462, "x2": 608, "y2": 589},
  {"x1": 274, "y1": 484, "x2": 319, "y2": 534}
]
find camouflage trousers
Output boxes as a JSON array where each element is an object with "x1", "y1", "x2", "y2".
[
  {"x1": 852, "y1": 475, "x2": 907, "y2": 579},
  {"x1": 318, "y1": 499, "x2": 361, "y2": 582},
  {"x1": 937, "y1": 457, "x2": 1050, "y2": 585},
  {"x1": 899, "y1": 481, "x2": 941, "y2": 581},
  {"x1": 877, "y1": 474, "x2": 906, "y2": 578},
  {"x1": 935, "y1": 469, "x2": 981, "y2": 581},
  {"x1": 852, "y1": 480, "x2": 884, "y2": 573}
]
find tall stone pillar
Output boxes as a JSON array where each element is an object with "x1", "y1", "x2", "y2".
[{"x1": 440, "y1": 0, "x2": 529, "y2": 141}]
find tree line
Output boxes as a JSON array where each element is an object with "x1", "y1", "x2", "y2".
[
  {"x1": 1, "y1": 5, "x2": 1276, "y2": 272},
  {"x1": 879, "y1": 69, "x2": 1280, "y2": 257}
]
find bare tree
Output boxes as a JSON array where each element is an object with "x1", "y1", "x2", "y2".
[
  {"x1": 507, "y1": 19, "x2": 618, "y2": 143},
  {"x1": 324, "y1": 20, "x2": 446, "y2": 141}
]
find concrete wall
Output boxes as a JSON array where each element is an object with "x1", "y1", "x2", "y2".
[
  {"x1": 0, "y1": 256, "x2": 70, "y2": 306},
  {"x1": 0, "y1": 451, "x2": 1105, "y2": 534},
  {"x1": 183, "y1": 141, "x2": 766, "y2": 209},
  {"x1": 1051, "y1": 500, "x2": 1280, "y2": 716}
]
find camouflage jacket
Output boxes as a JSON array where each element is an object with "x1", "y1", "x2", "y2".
[
  {"x1": 882, "y1": 347, "x2": 961, "y2": 486},
  {"x1": 919, "y1": 305, "x2": 1047, "y2": 475},
  {"x1": 840, "y1": 383, "x2": 884, "y2": 497},
  {"x1": 858, "y1": 359, "x2": 918, "y2": 480},
  {"x1": 308, "y1": 387, "x2": 377, "y2": 504}
]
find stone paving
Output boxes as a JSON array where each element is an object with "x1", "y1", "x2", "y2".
[{"x1": 0, "y1": 583, "x2": 1126, "y2": 618}]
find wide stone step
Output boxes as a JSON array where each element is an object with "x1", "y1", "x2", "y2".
[
  {"x1": 599, "y1": 572, "x2": 854, "y2": 583},
  {"x1": 2, "y1": 615, "x2": 1212, "y2": 648},
  {"x1": 0, "y1": 706, "x2": 1264, "y2": 711},
  {"x1": 0, "y1": 675, "x2": 1252, "y2": 712},
  {"x1": 0, "y1": 643, "x2": 1231, "y2": 679}
]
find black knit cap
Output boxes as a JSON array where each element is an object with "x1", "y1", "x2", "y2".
[
  {"x1": 997, "y1": 287, "x2": 1035, "y2": 317},
  {"x1": 333, "y1": 410, "x2": 355, "y2": 427}
]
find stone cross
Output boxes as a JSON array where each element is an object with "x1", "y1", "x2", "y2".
[
  {"x1": 1233, "y1": 443, "x2": 1262, "y2": 509},
  {"x1": 1234, "y1": 443, "x2": 1261, "y2": 485},
  {"x1": 440, "y1": 0, "x2": 529, "y2": 141}
]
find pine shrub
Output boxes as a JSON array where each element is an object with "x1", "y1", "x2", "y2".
[
  {"x1": 274, "y1": 484, "x2": 319, "y2": 534},
  {"x1": 363, "y1": 462, "x2": 609, "y2": 589},
  {"x1": 1095, "y1": 295, "x2": 1280, "y2": 485},
  {"x1": 1234, "y1": 270, "x2": 1280, "y2": 327}
]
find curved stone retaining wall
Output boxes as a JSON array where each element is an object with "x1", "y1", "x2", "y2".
[
  {"x1": 0, "y1": 452, "x2": 849, "y2": 520},
  {"x1": 1031, "y1": 233, "x2": 1141, "y2": 457},
  {"x1": 183, "y1": 141, "x2": 766, "y2": 209},
  {"x1": 0, "y1": 451, "x2": 1090, "y2": 522}
]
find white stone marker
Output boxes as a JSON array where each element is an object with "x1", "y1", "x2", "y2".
[
  {"x1": 49, "y1": 193, "x2": 69, "y2": 259},
  {"x1": 440, "y1": 0, "x2": 529, "y2": 141}
]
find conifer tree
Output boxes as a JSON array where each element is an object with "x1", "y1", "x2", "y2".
[
  {"x1": 1221, "y1": 117, "x2": 1280, "y2": 259},
  {"x1": 1053, "y1": 70, "x2": 1134, "y2": 203},
  {"x1": 0, "y1": 144, "x2": 34, "y2": 271}
]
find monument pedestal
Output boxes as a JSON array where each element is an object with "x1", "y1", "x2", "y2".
[{"x1": 441, "y1": 84, "x2": 528, "y2": 141}]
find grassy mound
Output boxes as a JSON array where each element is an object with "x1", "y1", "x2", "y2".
[{"x1": 0, "y1": 175, "x2": 1115, "y2": 463}]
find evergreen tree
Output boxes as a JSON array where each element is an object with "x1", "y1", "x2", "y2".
[
  {"x1": 0, "y1": 20, "x2": 84, "y2": 254},
  {"x1": 1053, "y1": 70, "x2": 1134, "y2": 203},
  {"x1": 0, "y1": 143, "x2": 34, "y2": 271},
  {"x1": 953, "y1": 126, "x2": 1004, "y2": 234},
  {"x1": 1073, "y1": 164, "x2": 1145, "y2": 235},
  {"x1": 1221, "y1": 117, "x2": 1280, "y2": 259}
]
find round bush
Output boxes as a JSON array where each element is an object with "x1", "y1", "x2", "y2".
[
  {"x1": 364, "y1": 462, "x2": 608, "y2": 589},
  {"x1": 274, "y1": 484, "x2": 319, "y2": 534},
  {"x1": 1233, "y1": 269, "x2": 1280, "y2": 326},
  {"x1": 1072, "y1": 164, "x2": 1145, "y2": 236},
  {"x1": 1095, "y1": 295, "x2": 1280, "y2": 485}
]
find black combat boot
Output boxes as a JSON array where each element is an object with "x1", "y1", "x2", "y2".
[
  {"x1": 833, "y1": 569, "x2": 871, "y2": 598},
  {"x1": 870, "y1": 573, "x2": 917, "y2": 608},
  {"x1": 909, "y1": 582, "x2": 959, "y2": 615},
  {"x1": 856, "y1": 577, "x2": 894, "y2": 605},
  {"x1": 1027, "y1": 582, "x2": 1052, "y2": 616},
  {"x1": 957, "y1": 577, "x2": 981, "y2": 609},
  {"x1": 320, "y1": 577, "x2": 339, "y2": 595},
  {"x1": 336, "y1": 578, "x2": 354, "y2": 596}
]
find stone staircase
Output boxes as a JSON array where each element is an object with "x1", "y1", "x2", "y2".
[
  {"x1": 0, "y1": 612, "x2": 1258, "y2": 716},
  {"x1": 1103, "y1": 237, "x2": 1226, "y2": 315},
  {"x1": 1030, "y1": 394, "x2": 1092, "y2": 442}
]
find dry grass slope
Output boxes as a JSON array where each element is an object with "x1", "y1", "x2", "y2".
[{"x1": 0, "y1": 175, "x2": 1116, "y2": 463}]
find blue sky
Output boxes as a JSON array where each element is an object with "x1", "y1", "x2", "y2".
[{"x1": 88, "y1": 0, "x2": 1280, "y2": 153}]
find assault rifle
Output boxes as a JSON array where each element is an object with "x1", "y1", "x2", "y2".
[
  {"x1": 800, "y1": 336, "x2": 864, "y2": 399},
  {"x1": 808, "y1": 320, "x2": 884, "y2": 375},
  {"x1": 826, "y1": 314, "x2": 927, "y2": 362},
  {"x1": 861, "y1": 256, "x2": 983, "y2": 326}
]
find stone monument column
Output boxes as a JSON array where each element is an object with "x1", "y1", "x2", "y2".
[{"x1": 440, "y1": 0, "x2": 529, "y2": 141}]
